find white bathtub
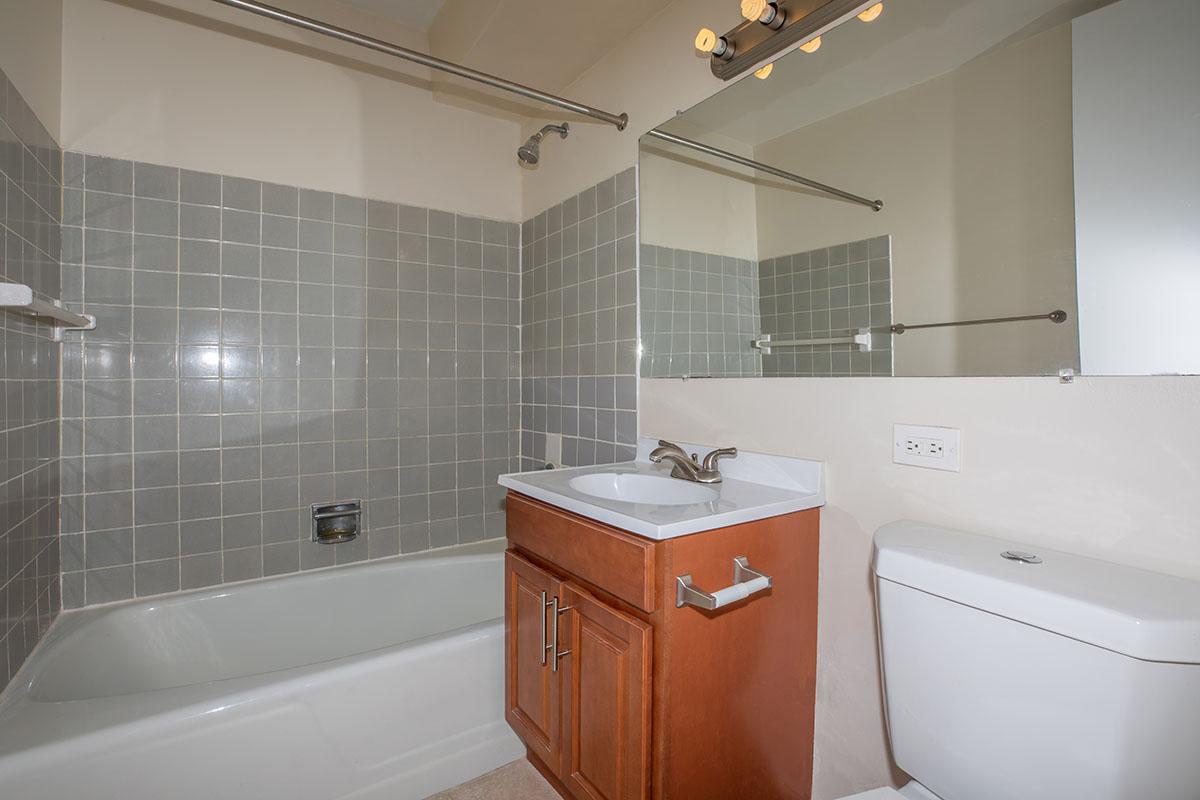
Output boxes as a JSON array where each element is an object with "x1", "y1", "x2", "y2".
[{"x1": 0, "y1": 541, "x2": 523, "y2": 800}]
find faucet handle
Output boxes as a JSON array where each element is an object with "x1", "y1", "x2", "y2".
[{"x1": 701, "y1": 447, "x2": 737, "y2": 472}]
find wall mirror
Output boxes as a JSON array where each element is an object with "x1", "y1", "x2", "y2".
[{"x1": 638, "y1": 0, "x2": 1198, "y2": 377}]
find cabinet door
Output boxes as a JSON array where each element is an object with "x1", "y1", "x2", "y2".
[
  {"x1": 505, "y1": 551, "x2": 561, "y2": 768},
  {"x1": 558, "y1": 582, "x2": 652, "y2": 800}
]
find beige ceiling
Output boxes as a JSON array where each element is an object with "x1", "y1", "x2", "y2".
[
  {"x1": 425, "y1": 0, "x2": 664, "y2": 118},
  {"x1": 342, "y1": 0, "x2": 446, "y2": 32},
  {"x1": 234, "y1": 0, "x2": 662, "y2": 123}
]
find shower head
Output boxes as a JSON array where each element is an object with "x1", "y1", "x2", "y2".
[
  {"x1": 517, "y1": 141, "x2": 541, "y2": 166},
  {"x1": 517, "y1": 123, "x2": 569, "y2": 165}
]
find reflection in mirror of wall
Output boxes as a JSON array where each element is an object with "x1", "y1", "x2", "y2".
[{"x1": 639, "y1": 0, "x2": 1200, "y2": 377}]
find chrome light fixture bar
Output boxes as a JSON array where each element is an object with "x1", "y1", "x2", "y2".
[
  {"x1": 709, "y1": 0, "x2": 886, "y2": 80},
  {"x1": 645, "y1": 128, "x2": 882, "y2": 211},
  {"x1": 209, "y1": 0, "x2": 629, "y2": 130}
]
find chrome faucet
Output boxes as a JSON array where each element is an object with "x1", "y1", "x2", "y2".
[{"x1": 649, "y1": 440, "x2": 737, "y2": 484}]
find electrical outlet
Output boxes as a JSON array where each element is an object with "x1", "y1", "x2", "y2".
[{"x1": 893, "y1": 424, "x2": 961, "y2": 472}]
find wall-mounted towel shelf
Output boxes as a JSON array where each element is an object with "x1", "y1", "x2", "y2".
[
  {"x1": 0, "y1": 283, "x2": 96, "y2": 341},
  {"x1": 752, "y1": 329, "x2": 873, "y2": 354}
]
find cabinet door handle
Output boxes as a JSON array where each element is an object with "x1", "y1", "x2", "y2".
[
  {"x1": 551, "y1": 596, "x2": 572, "y2": 671},
  {"x1": 541, "y1": 591, "x2": 551, "y2": 666}
]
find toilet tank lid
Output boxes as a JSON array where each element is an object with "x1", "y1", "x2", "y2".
[{"x1": 873, "y1": 520, "x2": 1200, "y2": 664}]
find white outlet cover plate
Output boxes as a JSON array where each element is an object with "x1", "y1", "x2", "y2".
[{"x1": 893, "y1": 424, "x2": 961, "y2": 472}]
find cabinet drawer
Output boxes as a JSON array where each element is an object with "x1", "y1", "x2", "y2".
[{"x1": 506, "y1": 492, "x2": 657, "y2": 612}]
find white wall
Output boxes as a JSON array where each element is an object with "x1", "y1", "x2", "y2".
[
  {"x1": 518, "y1": 1, "x2": 1200, "y2": 797},
  {"x1": 1073, "y1": 0, "x2": 1200, "y2": 374},
  {"x1": 60, "y1": 0, "x2": 523, "y2": 220},
  {"x1": 0, "y1": 0, "x2": 63, "y2": 139}
]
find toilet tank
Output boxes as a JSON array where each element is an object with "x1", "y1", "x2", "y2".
[{"x1": 873, "y1": 521, "x2": 1200, "y2": 800}]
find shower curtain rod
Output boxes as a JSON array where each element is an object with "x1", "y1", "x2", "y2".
[
  {"x1": 644, "y1": 128, "x2": 882, "y2": 211},
  {"x1": 209, "y1": 0, "x2": 629, "y2": 130}
]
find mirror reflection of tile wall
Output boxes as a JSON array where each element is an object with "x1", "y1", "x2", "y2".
[
  {"x1": 639, "y1": 245, "x2": 760, "y2": 378},
  {"x1": 640, "y1": 237, "x2": 892, "y2": 379},
  {"x1": 759, "y1": 237, "x2": 892, "y2": 377}
]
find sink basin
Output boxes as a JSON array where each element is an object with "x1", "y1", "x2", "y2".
[
  {"x1": 568, "y1": 473, "x2": 718, "y2": 506},
  {"x1": 498, "y1": 439, "x2": 825, "y2": 539}
]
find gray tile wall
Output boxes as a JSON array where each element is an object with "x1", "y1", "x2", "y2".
[
  {"x1": 0, "y1": 67, "x2": 63, "y2": 689},
  {"x1": 519, "y1": 169, "x2": 638, "y2": 469},
  {"x1": 60, "y1": 154, "x2": 521, "y2": 607},
  {"x1": 639, "y1": 244, "x2": 761, "y2": 378},
  {"x1": 759, "y1": 237, "x2": 893, "y2": 376}
]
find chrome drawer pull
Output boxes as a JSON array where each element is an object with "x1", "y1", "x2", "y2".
[
  {"x1": 676, "y1": 556, "x2": 772, "y2": 610},
  {"x1": 540, "y1": 591, "x2": 549, "y2": 667},
  {"x1": 551, "y1": 597, "x2": 572, "y2": 671}
]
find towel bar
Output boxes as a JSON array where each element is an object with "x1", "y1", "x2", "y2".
[{"x1": 676, "y1": 556, "x2": 772, "y2": 610}]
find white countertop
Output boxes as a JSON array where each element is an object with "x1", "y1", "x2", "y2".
[{"x1": 498, "y1": 438, "x2": 825, "y2": 540}]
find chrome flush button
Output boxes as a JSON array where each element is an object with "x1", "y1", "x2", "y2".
[{"x1": 1001, "y1": 550, "x2": 1043, "y2": 564}]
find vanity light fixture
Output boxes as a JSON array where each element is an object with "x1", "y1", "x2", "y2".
[
  {"x1": 857, "y1": 2, "x2": 884, "y2": 22},
  {"x1": 754, "y1": 62, "x2": 775, "y2": 79},
  {"x1": 741, "y1": 0, "x2": 786, "y2": 30},
  {"x1": 703, "y1": 0, "x2": 890, "y2": 80},
  {"x1": 695, "y1": 27, "x2": 735, "y2": 60}
]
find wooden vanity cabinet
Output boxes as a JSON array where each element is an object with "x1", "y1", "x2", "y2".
[
  {"x1": 504, "y1": 491, "x2": 820, "y2": 800},
  {"x1": 505, "y1": 552, "x2": 564, "y2": 769}
]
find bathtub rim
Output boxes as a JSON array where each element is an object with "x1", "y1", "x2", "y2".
[
  {"x1": 1, "y1": 537, "x2": 506, "y2": 708},
  {"x1": 0, "y1": 538, "x2": 511, "y2": 762},
  {"x1": 0, "y1": 617, "x2": 512, "y2": 784}
]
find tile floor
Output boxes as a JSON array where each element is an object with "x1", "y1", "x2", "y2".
[{"x1": 429, "y1": 759, "x2": 558, "y2": 799}]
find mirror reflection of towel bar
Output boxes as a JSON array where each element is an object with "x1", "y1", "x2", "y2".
[
  {"x1": 676, "y1": 557, "x2": 773, "y2": 610},
  {"x1": 752, "y1": 330, "x2": 872, "y2": 354},
  {"x1": 892, "y1": 309, "x2": 1067, "y2": 334},
  {"x1": 751, "y1": 310, "x2": 1066, "y2": 355}
]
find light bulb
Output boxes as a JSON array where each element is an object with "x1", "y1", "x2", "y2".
[
  {"x1": 857, "y1": 2, "x2": 884, "y2": 22},
  {"x1": 695, "y1": 27, "x2": 718, "y2": 53},
  {"x1": 741, "y1": 0, "x2": 768, "y2": 21},
  {"x1": 754, "y1": 63, "x2": 774, "y2": 80},
  {"x1": 799, "y1": 35, "x2": 822, "y2": 53}
]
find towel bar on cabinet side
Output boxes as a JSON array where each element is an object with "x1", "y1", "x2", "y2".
[{"x1": 676, "y1": 556, "x2": 773, "y2": 610}]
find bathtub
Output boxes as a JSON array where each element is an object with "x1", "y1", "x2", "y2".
[{"x1": 0, "y1": 541, "x2": 523, "y2": 800}]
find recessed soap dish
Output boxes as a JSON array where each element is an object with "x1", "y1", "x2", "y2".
[{"x1": 312, "y1": 500, "x2": 361, "y2": 544}]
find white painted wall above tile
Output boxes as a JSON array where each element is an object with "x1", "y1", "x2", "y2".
[
  {"x1": 60, "y1": 0, "x2": 523, "y2": 221},
  {"x1": 0, "y1": 0, "x2": 63, "y2": 140}
]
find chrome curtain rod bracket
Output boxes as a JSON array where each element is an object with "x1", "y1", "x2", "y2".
[
  {"x1": 645, "y1": 128, "x2": 882, "y2": 211},
  {"x1": 890, "y1": 310, "x2": 1068, "y2": 335},
  {"x1": 209, "y1": 0, "x2": 629, "y2": 131}
]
